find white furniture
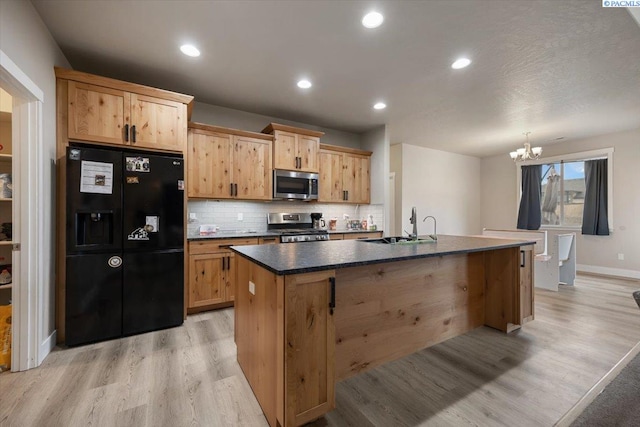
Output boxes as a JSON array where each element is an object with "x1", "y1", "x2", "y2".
[{"x1": 481, "y1": 229, "x2": 576, "y2": 292}]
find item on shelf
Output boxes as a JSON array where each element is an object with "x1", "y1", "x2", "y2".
[
  {"x1": 1, "y1": 223, "x2": 11, "y2": 240},
  {"x1": 0, "y1": 174, "x2": 11, "y2": 199},
  {"x1": 199, "y1": 224, "x2": 219, "y2": 236},
  {"x1": 0, "y1": 269, "x2": 10, "y2": 285},
  {"x1": 0, "y1": 304, "x2": 10, "y2": 372}
]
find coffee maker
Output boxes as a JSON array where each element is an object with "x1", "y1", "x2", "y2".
[{"x1": 310, "y1": 212, "x2": 325, "y2": 230}]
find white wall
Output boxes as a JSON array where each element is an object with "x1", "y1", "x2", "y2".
[
  {"x1": 481, "y1": 127, "x2": 640, "y2": 278},
  {"x1": 390, "y1": 143, "x2": 482, "y2": 237},
  {"x1": 191, "y1": 102, "x2": 362, "y2": 149},
  {"x1": 0, "y1": 0, "x2": 70, "y2": 351},
  {"x1": 361, "y1": 125, "x2": 390, "y2": 234}
]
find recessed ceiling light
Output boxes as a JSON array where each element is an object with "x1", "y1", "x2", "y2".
[
  {"x1": 451, "y1": 58, "x2": 471, "y2": 69},
  {"x1": 297, "y1": 79, "x2": 312, "y2": 89},
  {"x1": 373, "y1": 102, "x2": 386, "y2": 110},
  {"x1": 362, "y1": 11, "x2": 384, "y2": 29},
  {"x1": 180, "y1": 44, "x2": 200, "y2": 57}
]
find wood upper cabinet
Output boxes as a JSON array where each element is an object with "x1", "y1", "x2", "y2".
[
  {"x1": 129, "y1": 94, "x2": 186, "y2": 152},
  {"x1": 58, "y1": 67, "x2": 193, "y2": 153},
  {"x1": 318, "y1": 149, "x2": 343, "y2": 202},
  {"x1": 318, "y1": 144, "x2": 371, "y2": 204},
  {"x1": 68, "y1": 81, "x2": 129, "y2": 145},
  {"x1": 262, "y1": 123, "x2": 323, "y2": 173},
  {"x1": 188, "y1": 123, "x2": 272, "y2": 200}
]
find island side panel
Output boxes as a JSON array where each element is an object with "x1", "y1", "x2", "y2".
[
  {"x1": 284, "y1": 270, "x2": 336, "y2": 427},
  {"x1": 334, "y1": 253, "x2": 485, "y2": 381},
  {"x1": 483, "y1": 247, "x2": 520, "y2": 332},
  {"x1": 235, "y1": 256, "x2": 282, "y2": 427}
]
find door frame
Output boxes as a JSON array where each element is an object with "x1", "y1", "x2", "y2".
[{"x1": 1, "y1": 49, "x2": 49, "y2": 371}]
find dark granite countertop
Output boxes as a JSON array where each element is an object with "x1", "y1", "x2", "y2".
[{"x1": 231, "y1": 234, "x2": 535, "y2": 275}]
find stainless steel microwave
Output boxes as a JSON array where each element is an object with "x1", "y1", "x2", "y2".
[{"x1": 273, "y1": 170, "x2": 318, "y2": 200}]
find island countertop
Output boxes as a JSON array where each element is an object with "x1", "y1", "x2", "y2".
[{"x1": 230, "y1": 234, "x2": 534, "y2": 275}]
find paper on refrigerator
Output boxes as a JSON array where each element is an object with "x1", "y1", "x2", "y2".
[{"x1": 80, "y1": 160, "x2": 113, "y2": 194}]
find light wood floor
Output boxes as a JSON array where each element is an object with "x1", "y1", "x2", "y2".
[{"x1": 1, "y1": 273, "x2": 639, "y2": 427}]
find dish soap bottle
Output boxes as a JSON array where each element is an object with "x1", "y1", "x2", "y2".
[{"x1": 0, "y1": 269, "x2": 11, "y2": 285}]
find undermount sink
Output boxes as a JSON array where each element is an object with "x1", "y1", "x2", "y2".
[{"x1": 360, "y1": 235, "x2": 437, "y2": 245}]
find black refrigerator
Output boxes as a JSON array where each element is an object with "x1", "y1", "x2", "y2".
[{"x1": 65, "y1": 145, "x2": 184, "y2": 346}]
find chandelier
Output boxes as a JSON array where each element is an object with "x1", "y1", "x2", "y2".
[{"x1": 509, "y1": 132, "x2": 542, "y2": 161}]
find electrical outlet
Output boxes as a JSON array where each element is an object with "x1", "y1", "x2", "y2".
[
  {"x1": 618, "y1": 253, "x2": 624, "y2": 261},
  {"x1": 237, "y1": 212, "x2": 243, "y2": 221},
  {"x1": 249, "y1": 281, "x2": 255, "y2": 295}
]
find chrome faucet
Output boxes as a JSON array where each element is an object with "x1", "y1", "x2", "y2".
[
  {"x1": 409, "y1": 207, "x2": 418, "y2": 240},
  {"x1": 423, "y1": 216, "x2": 437, "y2": 241}
]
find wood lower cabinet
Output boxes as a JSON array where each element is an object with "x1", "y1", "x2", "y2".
[
  {"x1": 519, "y1": 246, "x2": 535, "y2": 324},
  {"x1": 187, "y1": 237, "x2": 258, "y2": 312},
  {"x1": 262, "y1": 123, "x2": 323, "y2": 173},
  {"x1": 319, "y1": 144, "x2": 371, "y2": 204},
  {"x1": 188, "y1": 123, "x2": 272, "y2": 200},
  {"x1": 65, "y1": 77, "x2": 188, "y2": 152}
]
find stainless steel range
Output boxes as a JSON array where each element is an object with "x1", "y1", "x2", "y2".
[{"x1": 267, "y1": 213, "x2": 329, "y2": 243}]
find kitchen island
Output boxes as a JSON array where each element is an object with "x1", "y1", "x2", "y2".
[{"x1": 231, "y1": 235, "x2": 535, "y2": 427}]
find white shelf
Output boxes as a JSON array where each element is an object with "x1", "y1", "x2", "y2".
[{"x1": 0, "y1": 283, "x2": 11, "y2": 290}]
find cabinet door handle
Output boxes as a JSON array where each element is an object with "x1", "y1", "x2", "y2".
[
  {"x1": 346, "y1": 190, "x2": 349, "y2": 201},
  {"x1": 222, "y1": 256, "x2": 226, "y2": 271},
  {"x1": 131, "y1": 125, "x2": 136, "y2": 143},
  {"x1": 233, "y1": 183, "x2": 238, "y2": 196},
  {"x1": 329, "y1": 277, "x2": 336, "y2": 315},
  {"x1": 520, "y1": 250, "x2": 525, "y2": 268},
  {"x1": 230, "y1": 183, "x2": 234, "y2": 196},
  {"x1": 124, "y1": 124, "x2": 129, "y2": 142}
]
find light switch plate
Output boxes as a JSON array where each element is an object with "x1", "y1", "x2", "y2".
[{"x1": 249, "y1": 281, "x2": 255, "y2": 295}]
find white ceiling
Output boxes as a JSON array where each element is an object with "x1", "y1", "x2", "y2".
[{"x1": 32, "y1": 0, "x2": 640, "y2": 158}]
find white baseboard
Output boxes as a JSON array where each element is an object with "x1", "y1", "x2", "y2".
[
  {"x1": 38, "y1": 330, "x2": 57, "y2": 366},
  {"x1": 577, "y1": 264, "x2": 640, "y2": 280}
]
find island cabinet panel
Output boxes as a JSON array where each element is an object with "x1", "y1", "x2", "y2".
[
  {"x1": 484, "y1": 247, "x2": 521, "y2": 332},
  {"x1": 284, "y1": 271, "x2": 336, "y2": 427},
  {"x1": 334, "y1": 253, "x2": 485, "y2": 381},
  {"x1": 520, "y1": 246, "x2": 535, "y2": 323},
  {"x1": 235, "y1": 257, "x2": 282, "y2": 427}
]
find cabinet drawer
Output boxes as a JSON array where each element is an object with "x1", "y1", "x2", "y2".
[
  {"x1": 328, "y1": 234, "x2": 344, "y2": 240},
  {"x1": 258, "y1": 236, "x2": 280, "y2": 245},
  {"x1": 343, "y1": 232, "x2": 380, "y2": 240},
  {"x1": 189, "y1": 237, "x2": 259, "y2": 254}
]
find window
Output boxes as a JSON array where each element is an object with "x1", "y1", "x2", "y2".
[
  {"x1": 541, "y1": 161, "x2": 586, "y2": 227},
  {"x1": 517, "y1": 148, "x2": 613, "y2": 230}
]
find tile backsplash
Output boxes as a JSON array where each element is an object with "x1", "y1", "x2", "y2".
[{"x1": 187, "y1": 200, "x2": 384, "y2": 237}]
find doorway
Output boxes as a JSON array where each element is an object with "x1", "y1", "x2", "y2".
[{"x1": 1, "y1": 49, "x2": 48, "y2": 371}]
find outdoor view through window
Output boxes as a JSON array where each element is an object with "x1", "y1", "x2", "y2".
[{"x1": 541, "y1": 161, "x2": 585, "y2": 227}]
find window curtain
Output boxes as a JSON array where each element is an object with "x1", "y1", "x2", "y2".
[
  {"x1": 517, "y1": 165, "x2": 542, "y2": 230},
  {"x1": 582, "y1": 159, "x2": 609, "y2": 235}
]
